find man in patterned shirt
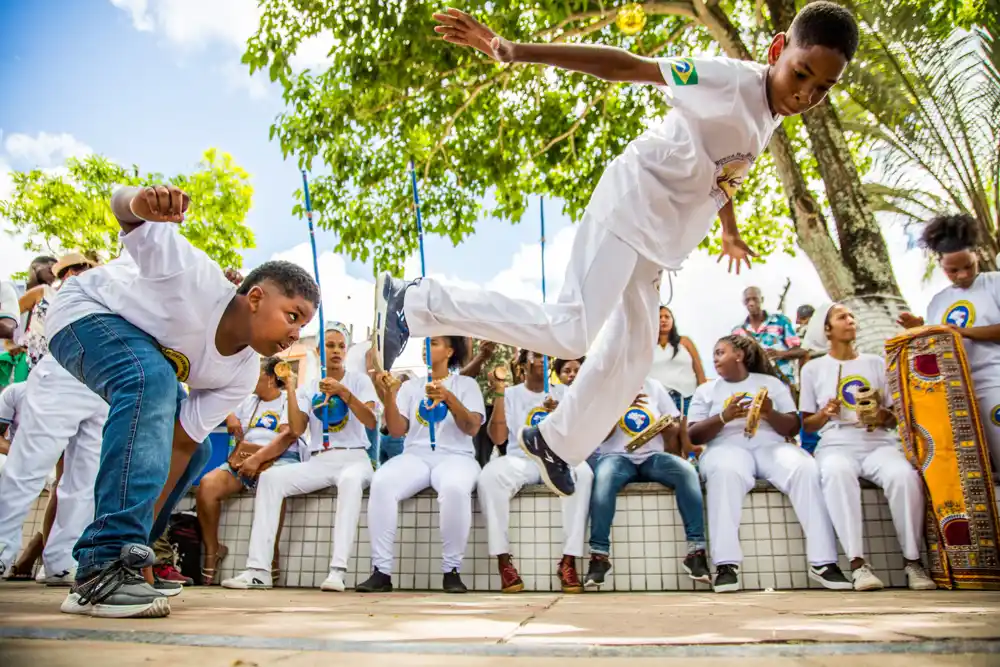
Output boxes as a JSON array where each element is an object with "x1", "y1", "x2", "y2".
[
  {"x1": 462, "y1": 339, "x2": 516, "y2": 466},
  {"x1": 732, "y1": 286, "x2": 805, "y2": 387}
]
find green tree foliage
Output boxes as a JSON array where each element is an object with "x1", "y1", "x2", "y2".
[
  {"x1": 1, "y1": 148, "x2": 255, "y2": 270},
  {"x1": 245, "y1": 0, "x2": 795, "y2": 272}
]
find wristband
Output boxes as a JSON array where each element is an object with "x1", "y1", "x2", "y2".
[
  {"x1": 718, "y1": 412, "x2": 728, "y2": 425},
  {"x1": 492, "y1": 392, "x2": 505, "y2": 400}
]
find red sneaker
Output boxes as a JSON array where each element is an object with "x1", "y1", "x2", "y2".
[
  {"x1": 498, "y1": 555, "x2": 524, "y2": 594},
  {"x1": 558, "y1": 555, "x2": 583, "y2": 594},
  {"x1": 154, "y1": 563, "x2": 194, "y2": 586}
]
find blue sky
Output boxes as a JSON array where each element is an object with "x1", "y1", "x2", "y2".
[{"x1": 0, "y1": 0, "x2": 951, "y2": 373}]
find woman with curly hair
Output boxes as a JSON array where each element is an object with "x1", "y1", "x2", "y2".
[{"x1": 688, "y1": 335, "x2": 849, "y2": 594}]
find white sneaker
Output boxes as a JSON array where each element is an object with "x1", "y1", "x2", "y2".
[
  {"x1": 221, "y1": 569, "x2": 272, "y2": 590},
  {"x1": 320, "y1": 570, "x2": 346, "y2": 592},
  {"x1": 851, "y1": 563, "x2": 885, "y2": 591},
  {"x1": 42, "y1": 565, "x2": 76, "y2": 587},
  {"x1": 34, "y1": 564, "x2": 46, "y2": 583},
  {"x1": 905, "y1": 563, "x2": 937, "y2": 590}
]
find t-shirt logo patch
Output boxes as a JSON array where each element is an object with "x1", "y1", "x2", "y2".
[
  {"x1": 723, "y1": 392, "x2": 752, "y2": 410},
  {"x1": 991, "y1": 405, "x2": 1000, "y2": 427},
  {"x1": 713, "y1": 153, "x2": 755, "y2": 202},
  {"x1": 669, "y1": 58, "x2": 698, "y2": 86},
  {"x1": 942, "y1": 300, "x2": 975, "y2": 328},
  {"x1": 619, "y1": 405, "x2": 654, "y2": 437},
  {"x1": 525, "y1": 406, "x2": 550, "y2": 427},
  {"x1": 253, "y1": 411, "x2": 281, "y2": 431},
  {"x1": 838, "y1": 375, "x2": 869, "y2": 411},
  {"x1": 160, "y1": 347, "x2": 190, "y2": 382}
]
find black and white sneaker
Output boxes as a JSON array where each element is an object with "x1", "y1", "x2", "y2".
[
  {"x1": 713, "y1": 564, "x2": 740, "y2": 593},
  {"x1": 356, "y1": 568, "x2": 393, "y2": 593},
  {"x1": 584, "y1": 555, "x2": 611, "y2": 588},
  {"x1": 373, "y1": 273, "x2": 413, "y2": 372},
  {"x1": 809, "y1": 563, "x2": 853, "y2": 590},
  {"x1": 442, "y1": 568, "x2": 467, "y2": 594},
  {"x1": 61, "y1": 544, "x2": 169, "y2": 618},
  {"x1": 682, "y1": 550, "x2": 712, "y2": 585},
  {"x1": 518, "y1": 426, "x2": 575, "y2": 497}
]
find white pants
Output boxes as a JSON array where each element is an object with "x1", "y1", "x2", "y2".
[
  {"x1": 404, "y1": 216, "x2": 662, "y2": 466},
  {"x1": 976, "y1": 386, "x2": 1000, "y2": 473},
  {"x1": 247, "y1": 448, "x2": 373, "y2": 572},
  {"x1": 0, "y1": 357, "x2": 107, "y2": 573},
  {"x1": 815, "y1": 441, "x2": 924, "y2": 561},
  {"x1": 368, "y1": 450, "x2": 480, "y2": 574},
  {"x1": 478, "y1": 455, "x2": 593, "y2": 557},
  {"x1": 700, "y1": 442, "x2": 839, "y2": 567}
]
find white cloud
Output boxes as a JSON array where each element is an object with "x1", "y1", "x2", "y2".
[
  {"x1": 221, "y1": 61, "x2": 270, "y2": 100},
  {"x1": 288, "y1": 32, "x2": 336, "y2": 71},
  {"x1": 110, "y1": 0, "x2": 154, "y2": 31},
  {"x1": 4, "y1": 132, "x2": 93, "y2": 169}
]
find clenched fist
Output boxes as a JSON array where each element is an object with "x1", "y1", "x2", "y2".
[{"x1": 130, "y1": 185, "x2": 190, "y2": 223}]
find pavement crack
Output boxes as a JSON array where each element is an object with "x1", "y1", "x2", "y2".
[{"x1": 496, "y1": 596, "x2": 563, "y2": 645}]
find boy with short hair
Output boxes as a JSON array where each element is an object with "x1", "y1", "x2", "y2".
[
  {"x1": 375, "y1": 2, "x2": 859, "y2": 497},
  {"x1": 44, "y1": 184, "x2": 320, "y2": 618}
]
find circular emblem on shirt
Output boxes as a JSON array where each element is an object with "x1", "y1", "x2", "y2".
[
  {"x1": 723, "y1": 392, "x2": 752, "y2": 410},
  {"x1": 417, "y1": 399, "x2": 449, "y2": 427},
  {"x1": 525, "y1": 406, "x2": 551, "y2": 427},
  {"x1": 253, "y1": 411, "x2": 281, "y2": 431},
  {"x1": 838, "y1": 375, "x2": 869, "y2": 411},
  {"x1": 160, "y1": 347, "x2": 190, "y2": 382},
  {"x1": 991, "y1": 405, "x2": 1000, "y2": 427},
  {"x1": 942, "y1": 301, "x2": 976, "y2": 328},
  {"x1": 619, "y1": 405, "x2": 654, "y2": 437},
  {"x1": 312, "y1": 393, "x2": 349, "y2": 433}
]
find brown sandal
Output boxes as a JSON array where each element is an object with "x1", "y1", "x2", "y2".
[{"x1": 200, "y1": 544, "x2": 229, "y2": 585}]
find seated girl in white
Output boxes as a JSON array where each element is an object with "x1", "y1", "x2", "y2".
[
  {"x1": 196, "y1": 358, "x2": 300, "y2": 585},
  {"x1": 477, "y1": 349, "x2": 593, "y2": 594},
  {"x1": 800, "y1": 303, "x2": 936, "y2": 592},
  {"x1": 222, "y1": 323, "x2": 378, "y2": 592},
  {"x1": 359, "y1": 336, "x2": 484, "y2": 594},
  {"x1": 689, "y1": 335, "x2": 850, "y2": 594}
]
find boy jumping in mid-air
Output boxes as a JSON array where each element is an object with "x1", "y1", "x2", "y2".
[
  {"x1": 374, "y1": 3, "x2": 859, "y2": 497},
  {"x1": 44, "y1": 184, "x2": 320, "y2": 618}
]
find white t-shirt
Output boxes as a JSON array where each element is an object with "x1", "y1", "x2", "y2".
[
  {"x1": 601, "y1": 378, "x2": 682, "y2": 463},
  {"x1": 297, "y1": 371, "x2": 378, "y2": 451},
  {"x1": 46, "y1": 223, "x2": 259, "y2": 442},
  {"x1": 926, "y1": 272, "x2": 1000, "y2": 390},
  {"x1": 649, "y1": 342, "x2": 697, "y2": 397},
  {"x1": 0, "y1": 382, "x2": 27, "y2": 441},
  {"x1": 688, "y1": 373, "x2": 795, "y2": 449},
  {"x1": 502, "y1": 383, "x2": 567, "y2": 459},
  {"x1": 588, "y1": 57, "x2": 782, "y2": 270},
  {"x1": 233, "y1": 393, "x2": 299, "y2": 464},
  {"x1": 799, "y1": 354, "x2": 898, "y2": 448},
  {"x1": 396, "y1": 373, "x2": 485, "y2": 456}
]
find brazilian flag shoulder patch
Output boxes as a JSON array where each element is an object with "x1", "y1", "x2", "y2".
[{"x1": 669, "y1": 58, "x2": 699, "y2": 86}]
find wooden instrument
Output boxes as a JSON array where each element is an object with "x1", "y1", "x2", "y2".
[
  {"x1": 625, "y1": 415, "x2": 677, "y2": 453},
  {"x1": 493, "y1": 366, "x2": 508, "y2": 382},
  {"x1": 274, "y1": 360, "x2": 291, "y2": 379},
  {"x1": 744, "y1": 387, "x2": 769, "y2": 438},
  {"x1": 855, "y1": 386, "x2": 881, "y2": 431}
]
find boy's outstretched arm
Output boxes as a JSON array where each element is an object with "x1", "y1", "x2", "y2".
[
  {"x1": 433, "y1": 8, "x2": 664, "y2": 85},
  {"x1": 716, "y1": 200, "x2": 757, "y2": 275},
  {"x1": 110, "y1": 185, "x2": 189, "y2": 234}
]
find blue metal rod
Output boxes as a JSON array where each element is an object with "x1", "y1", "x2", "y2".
[
  {"x1": 301, "y1": 170, "x2": 329, "y2": 447},
  {"x1": 541, "y1": 197, "x2": 550, "y2": 395},
  {"x1": 408, "y1": 160, "x2": 436, "y2": 450}
]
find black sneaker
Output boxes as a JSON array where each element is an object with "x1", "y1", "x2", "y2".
[
  {"x1": 443, "y1": 568, "x2": 467, "y2": 594},
  {"x1": 518, "y1": 426, "x2": 574, "y2": 497},
  {"x1": 355, "y1": 568, "x2": 393, "y2": 593},
  {"x1": 152, "y1": 576, "x2": 184, "y2": 597},
  {"x1": 713, "y1": 564, "x2": 740, "y2": 593},
  {"x1": 373, "y1": 273, "x2": 413, "y2": 372},
  {"x1": 682, "y1": 550, "x2": 711, "y2": 584},
  {"x1": 809, "y1": 563, "x2": 853, "y2": 590},
  {"x1": 584, "y1": 555, "x2": 612, "y2": 588},
  {"x1": 60, "y1": 544, "x2": 170, "y2": 618}
]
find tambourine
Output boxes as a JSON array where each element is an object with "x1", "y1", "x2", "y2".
[
  {"x1": 854, "y1": 386, "x2": 881, "y2": 431},
  {"x1": 274, "y1": 360, "x2": 291, "y2": 379},
  {"x1": 625, "y1": 415, "x2": 677, "y2": 453},
  {"x1": 744, "y1": 388, "x2": 768, "y2": 438}
]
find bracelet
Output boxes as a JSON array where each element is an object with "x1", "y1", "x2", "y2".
[
  {"x1": 492, "y1": 392, "x2": 505, "y2": 399},
  {"x1": 718, "y1": 413, "x2": 728, "y2": 425}
]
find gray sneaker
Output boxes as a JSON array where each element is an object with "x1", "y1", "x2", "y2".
[
  {"x1": 373, "y1": 273, "x2": 413, "y2": 372},
  {"x1": 61, "y1": 544, "x2": 170, "y2": 619}
]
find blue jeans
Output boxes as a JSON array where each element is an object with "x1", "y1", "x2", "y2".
[
  {"x1": 800, "y1": 424, "x2": 820, "y2": 454},
  {"x1": 668, "y1": 390, "x2": 692, "y2": 416},
  {"x1": 49, "y1": 314, "x2": 211, "y2": 579},
  {"x1": 589, "y1": 452, "x2": 705, "y2": 555}
]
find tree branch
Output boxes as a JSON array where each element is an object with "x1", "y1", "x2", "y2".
[{"x1": 533, "y1": 89, "x2": 608, "y2": 159}]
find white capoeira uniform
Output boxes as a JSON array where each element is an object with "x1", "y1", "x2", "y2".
[
  {"x1": 0, "y1": 355, "x2": 107, "y2": 576},
  {"x1": 692, "y1": 373, "x2": 839, "y2": 567},
  {"x1": 244, "y1": 372, "x2": 376, "y2": 574},
  {"x1": 368, "y1": 373, "x2": 484, "y2": 575},
  {"x1": 478, "y1": 382, "x2": 593, "y2": 558},
  {"x1": 0, "y1": 382, "x2": 28, "y2": 474},
  {"x1": 400, "y1": 57, "x2": 783, "y2": 467},
  {"x1": 800, "y1": 353, "x2": 924, "y2": 561},
  {"x1": 926, "y1": 272, "x2": 1000, "y2": 470}
]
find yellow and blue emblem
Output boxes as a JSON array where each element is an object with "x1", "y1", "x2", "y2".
[
  {"x1": 160, "y1": 346, "x2": 190, "y2": 382},
  {"x1": 252, "y1": 410, "x2": 281, "y2": 432},
  {"x1": 991, "y1": 405, "x2": 1000, "y2": 427},
  {"x1": 669, "y1": 58, "x2": 699, "y2": 86},
  {"x1": 838, "y1": 375, "x2": 869, "y2": 411},
  {"x1": 942, "y1": 300, "x2": 975, "y2": 328},
  {"x1": 619, "y1": 405, "x2": 654, "y2": 437},
  {"x1": 723, "y1": 392, "x2": 752, "y2": 410},
  {"x1": 526, "y1": 406, "x2": 551, "y2": 427}
]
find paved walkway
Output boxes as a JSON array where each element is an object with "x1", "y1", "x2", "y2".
[{"x1": 0, "y1": 584, "x2": 998, "y2": 666}]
